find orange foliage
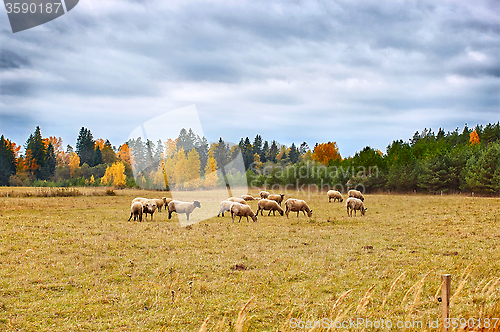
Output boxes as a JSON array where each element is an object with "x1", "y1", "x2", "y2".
[
  {"x1": 95, "y1": 138, "x2": 105, "y2": 150},
  {"x1": 312, "y1": 142, "x2": 341, "y2": 164},
  {"x1": 10, "y1": 141, "x2": 21, "y2": 159},
  {"x1": 118, "y1": 144, "x2": 131, "y2": 165},
  {"x1": 469, "y1": 130, "x2": 480, "y2": 145},
  {"x1": 164, "y1": 138, "x2": 177, "y2": 157}
]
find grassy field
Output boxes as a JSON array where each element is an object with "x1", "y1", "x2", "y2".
[{"x1": 0, "y1": 187, "x2": 499, "y2": 331}]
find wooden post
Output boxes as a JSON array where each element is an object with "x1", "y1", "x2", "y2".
[{"x1": 441, "y1": 274, "x2": 451, "y2": 332}]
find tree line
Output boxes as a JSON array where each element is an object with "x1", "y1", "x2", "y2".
[{"x1": 0, "y1": 122, "x2": 499, "y2": 195}]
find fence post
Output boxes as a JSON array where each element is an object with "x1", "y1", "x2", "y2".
[{"x1": 441, "y1": 274, "x2": 451, "y2": 332}]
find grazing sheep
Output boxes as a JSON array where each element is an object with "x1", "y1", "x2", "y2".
[
  {"x1": 230, "y1": 202, "x2": 258, "y2": 223},
  {"x1": 327, "y1": 190, "x2": 343, "y2": 203},
  {"x1": 153, "y1": 198, "x2": 165, "y2": 212},
  {"x1": 218, "y1": 200, "x2": 234, "y2": 217},
  {"x1": 142, "y1": 200, "x2": 157, "y2": 221},
  {"x1": 284, "y1": 198, "x2": 313, "y2": 218},
  {"x1": 128, "y1": 201, "x2": 143, "y2": 222},
  {"x1": 241, "y1": 194, "x2": 258, "y2": 201},
  {"x1": 132, "y1": 197, "x2": 149, "y2": 205},
  {"x1": 346, "y1": 197, "x2": 366, "y2": 217},
  {"x1": 260, "y1": 191, "x2": 270, "y2": 199},
  {"x1": 226, "y1": 197, "x2": 248, "y2": 205},
  {"x1": 163, "y1": 197, "x2": 173, "y2": 206},
  {"x1": 256, "y1": 199, "x2": 284, "y2": 216},
  {"x1": 267, "y1": 194, "x2": 285, "y2": 206},
  {"x1": 348, "y1": 190, "x2": 364, "y2": 202},
  {"x1": 168, "y1": 200, "x2": 201, "y2": 221}
]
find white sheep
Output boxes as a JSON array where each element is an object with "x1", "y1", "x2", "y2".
[
  {"x1": 284, "y1": 198, "x2": 313, "y2": 218},
  {"x1": 256, "y1": 199, "x2": 284, "y2": 216},
  {"x1": 348, "y1": 190, "x2": 365, "y2": 202},
  {"x1": 346, "y1": 197, "x2": 367, "y2": 217},
  {"x1": 143, "y1": 200, "x2": 157, "y2": 221},
  {"x1": 260, "y1": 191, "x2": 270, "y2": 199},
  {"x1": 128, "y1": 201, "x2": 143, "y2": 222},
  {"x1": 226, "y1": 197, "x2": 248, "y2": 205},
  {"x1": 230, "y1": 202, "x2": 258, "y2": 222},
  {"x1": 132, "y1": 197, "x2": 157, "y2": 221},
  {"x1": 218, "y1": 200, "x2": 234, "y2": 217},
  {"x1": 327, "y1": 190, "x2": 343, "y2": 203},
  {"x1": 168, "y1": 200, "x2": 201, "y2": 221},
  {"x1": 267, "y1": 194, "x2": 285, "y2": 206}
]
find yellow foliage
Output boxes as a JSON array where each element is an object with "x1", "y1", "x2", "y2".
[
  {"x1": 90, "y1": 175, "x2": 95, "y2": 185},
  {"x1": 185, "y1": 148, "x2": 202, "y2": 190},
  {"x1": 204, "y1": 155, "x2": 218, "y2": 188},
  {"x1": 101, "y1": 162, "x2": 127, "y2": 188},
  {"x1": 173, "y1": 148, "x2": 187, "y2": 190},
  {"x1": 68, "y1": 153, "x2": 81, "y2": 177}
]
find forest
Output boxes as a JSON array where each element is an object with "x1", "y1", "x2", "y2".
[{"x1": 0, "y1": 122, "x2": 499, "y2": 195}]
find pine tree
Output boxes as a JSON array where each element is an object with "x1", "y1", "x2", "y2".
[
  {"x1": 76, "y1": 127, "x2": 95, "y2": 166},
  {"x1": 299, "y1": 142, "x2": 309, "y2": 155},
  {"x1": 213, "y1": 137, "x2": 230, "y2": 169},
  {"x1": 288, "y1": 143, "x2": 300, "y2": 164},
  {"x1": 93, "y1": 146, "x2": 103, "y2": 166},
  {"x1": 0, "y1": 135, "x2": 17, "y2": 185},
  {"x1": 267, "y1": 140, "x2": 278, "y2": 163},
  {"x1": 45, "y1": 142, "x2": 57, "y2": 179},
  {"x1": 197, "y1": 136, "x2": 209, "y2": 174},
  {"x1": 25, "y1": 126, "x2": 46, "y2": 179},
  {"x1": 261, "y1": 140, "x2": 269, "y2": 162},
  {"x1": 253, "y1": 134, "x2": 263, "y2": 159}
]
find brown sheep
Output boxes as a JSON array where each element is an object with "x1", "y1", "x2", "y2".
[
  {"x1": 241, "y1": 194, "x2": 258, "y2": 201},
  {"x1": 230, "y1": 202, "x2": 258, "y2": 222},
  {"x1": 260, "y1": 191, "x2": 270, "y2": 199},
  {"x1": 218, "y1": 200, "x2": 234, "y2": 217},
  {"x1": 327, "y1": 190, "x2": 343, "y2": 202},
  {"x1": 284, "y1": 198, "x2": 313, "y2": 218},
  {"x1": 348, "y1": 190, "x2": 364, "y2": 202},
  {"x1": 226, "y1": 197, "x2": 248, "y2": 205},
  {"x1": 168, "y1": 200, "x2": 201, "y2": 221},
  {"x1": 256, "y1": 199, "x2": 284, "y2": 216},
  {"x1": 153, "y1": 198, "x2": 164, "y2": 212},
  {"x1": 346, "y1": 197, "x2": 366, "y2": 217},
  {"x1": 267, "y1": 194, "x2": 285, "y2": 206},
  {"x1": 128, "y1": 201, "x2": 143, "y2": 222}
]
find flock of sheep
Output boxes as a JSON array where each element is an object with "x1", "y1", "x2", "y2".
[{"x1": 127, "y1": 189, "x2": 367, "y2": 223}]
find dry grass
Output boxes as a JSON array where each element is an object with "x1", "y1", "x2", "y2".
[{"x1": 0, "y1": 188, "x2": 499, "y2": 331}]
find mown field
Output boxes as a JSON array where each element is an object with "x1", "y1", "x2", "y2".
[{"x1": 0, "y1": 187, "x2": 499, "y2": 331}]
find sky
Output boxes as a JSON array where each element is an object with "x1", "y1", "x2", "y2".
[{"x1": 0, "y1": 0, "x2": 499, "y2": 157}]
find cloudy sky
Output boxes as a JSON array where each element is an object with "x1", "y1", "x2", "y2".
[{"x1": 1, "y1": 0, "x2": 499, "y2": 157}]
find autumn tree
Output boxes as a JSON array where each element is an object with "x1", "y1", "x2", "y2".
[
  {"x1": 118, "y1": 144, "x2": 131, "y2": 165},
  {"x1": 469, "y1": 130, "x2": 480, "y2": 145},
  {"x1": 68, "y1": 152, "x2": 81, "y2": 177},
  {"x1": 173, "y1": 148, "x2": 187, "y2": 189},
  {"x1": 204, "y1": 154, "x2": 218, "y2": 188},
  {"x1": 312, "y1": 142, "x2": 341, "y2": 164},
  {"x1": 185, "y1": 148, "x2": 202, "y2": 190},
  {"x1": 101, "y1": 162, "x2": 126, "y2": 188}
]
